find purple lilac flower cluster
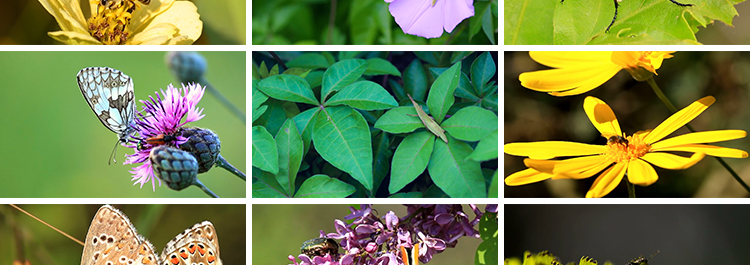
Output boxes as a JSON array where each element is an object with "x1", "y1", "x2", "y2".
[{"x1": 288, "y1": 204, "x2": 497, "y2": 265}]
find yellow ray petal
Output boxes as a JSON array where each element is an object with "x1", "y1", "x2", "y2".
[
  {"x1": 554, "y1": 159, "x2": 612, "y2": 180},
  {"x1": 585, "y1": 161, "x2": 627, "y2": 198},
  {"x1": 640, "y1": 152, "x2": 706, "y2": 170},
  {"x1": 529, "y1": 51, "x2": 615, "y2": 68},
  {"x1": 650, "y1": 130, "x2": 747, "y2": 149},
  {"x1": 626, "y1": 159, "x2": 659, "y2": 186},
  {"x1": 583, "y1": 96, "x2": 622, "y2": 138},
  {"x1": 519, "y1": 65, "x2": 621, "y2": 93},
  {"x1": 504, "y1": 141, "x2": 606, "y2": 160},
  {"x1": 505, "y1": 168, "x2": 554, "y2": 186},
  {"x1": 643, "y1": 96, "x2": 715, "y2": 144},
  {"x1": 652, "y1": 144, "x2": 748, "y2": 158},
  {"x1": 532, "y1": 155, "x2": 607, "y2": 174}
]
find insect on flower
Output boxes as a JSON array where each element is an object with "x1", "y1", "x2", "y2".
[
  {"x1": 560, "y1": 0, "x2": 693, "y2": 32},
  {"x1": 100, "y1": 0, "x2": 150, "y2": 9},
  {"x1": 137, "y1": 133, "x2": 178, "y2": 150},
  {"x1": 76, "y1": 67, "x2": 136, "y2": 164},
  {"x1": 626, "y1": 250, "x2": 660, "y2": 265},
  {"x1": 399, "y1": 244, "x2": 420, "y2": 265},
  {"x1": 300, "y1": 237, "x2": 339, "y2": 258},
  {"x1": 606, "y1": 134, "x2": 629, "y2": 147}
]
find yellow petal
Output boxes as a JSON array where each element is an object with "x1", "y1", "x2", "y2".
[
  {"x1": 650, "y1": 130, "x2": 747, "y2": 149},
  {"x1": 643, "y1": 96, "x2": 715, "y2": 144},
  {"x1": 38, "y1": 0, "x2": 88, "y2": 33},
  {"x1": 626, "y1": 159, "x2": 658, "y2": 186},
  {"x1": 504, "y1": 141, "x2": 606, "y2": 160},
  {"x1": 544, "y1": 155, "x2": 608, "y2": 174},
  {"x1": 505, "y1": 168, "x2": 554, "y2": 186},
  {"x1": 554, "y1": 159, "x2": 612, "y2": 180},
  {"x1": 519, "y1": 65, "x2": 621, "y2": 95},
  {"x1": 640, "y1": 152, "x2": 706, "y2": 170},
  {"x1": 585, "y1": 162, "x2": 627, "y2": 198},
  {"x1": 132, "y1": 1, "x2": 202, "y2": 44},
  {"x1": 583, "y1": 96, "x2": 622, "y2": 138},
  {"x1": 529, "y1": 51, "x2": 615, "y2": 68},
  {"x1": 130, "y1": 23, "x2": 178, "y2": 44},
  {"x1": 653, "y1": 144, "x2": 748, "y2": 158},
  {"x1": 47, "y1": 31, "x2": 101, "y2": 45}
]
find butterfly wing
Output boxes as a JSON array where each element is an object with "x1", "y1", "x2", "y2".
[
  {"x1": 76, "y1": 67, "x2": 136, "y2": 143},
  {"x1": 159, "y1": 221, "x2": 221, "y2": 265},
  {"x1": 81, "y1": 205, "x2": 159, "y2": 265}
]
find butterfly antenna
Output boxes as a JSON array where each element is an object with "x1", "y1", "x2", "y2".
[
  {"x1": 8, "y1": 204, "x2": 84, "y2": 246},
  {"x1": 648, "y1": 250, "x2": 660, "y2": 260}
]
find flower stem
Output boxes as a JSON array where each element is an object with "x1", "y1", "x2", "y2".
[
  {"x1": 216, "y1": 154, "x2": 246, "y2": 181},
  {"x1": 626, "y1": 180, "x2": 636, "y2": 198},
  {"x1": 200, "y1": 77, "x2": 246, "y2": 124},
  {"x1": 194, "y1": 179, "x2": 219, "y2": 198},
  {"x1": 646, "y1": 77, "x2": 750, "y2": 195}
]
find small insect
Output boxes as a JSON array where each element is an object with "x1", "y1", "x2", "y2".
[
  {"x1": 100, "y1": 0, "x2": 150, "y2": 9},
  {"x1": 300, "y1": 237, "x2": 339, "y2": 258},
  {"x1": 607, "y1": 134, "x2": 629, "y2": 147},
  {"x1": 137, "y1": 133, "x2": 178, "y2": 150},
  {"x1": 626, "y1": 250, "x2": 659, "y2": 265},
  {"x1": 560, "y1": 0, "x2": 693, "y2": 32},
  {"x1": 399, "y1": 244, "x2": 420, "y2": 265},
  {"x1": 77, "y1": 67, "x2": 136, "y2": 164}
]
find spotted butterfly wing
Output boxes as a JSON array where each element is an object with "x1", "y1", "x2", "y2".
[
  {"x1": 159, "y1": 221, "x2": 222, "y2": 265},
  {"x1": 81, "y1": 205, "x2": 159, "y2": 265},
  {"x1": 76, "y1": 67, "x2": 136, "y2": 163}
]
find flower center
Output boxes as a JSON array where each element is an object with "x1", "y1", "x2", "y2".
[
  {"x1": 604, "y1": 134, "x2": 651, "y2": 163},
  {"x1": 86, "y1": 0, "x2": 142, "y2": 45}
]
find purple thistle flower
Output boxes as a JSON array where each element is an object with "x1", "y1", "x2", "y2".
[{"x1": 124, "y1": 83, "x2": 206, "y2": 191}]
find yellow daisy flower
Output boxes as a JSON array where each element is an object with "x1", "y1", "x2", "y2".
[
  {"x1": 38, "y1": 0, "x2": 202, "y2": 45},
  {"x1": 505, "y1": 96, "x2": 747, "y2": 198},
  {"x1": 519, "y1": 51, "x2": 675, "y2": 96}
]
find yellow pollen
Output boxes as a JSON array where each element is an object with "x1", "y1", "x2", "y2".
[
  {"x1": 604, "y1": 135, "x2": 651, "y2": 163},
  {"x1": 87, "y1": 0, "x2": 142, "y2": 45}
]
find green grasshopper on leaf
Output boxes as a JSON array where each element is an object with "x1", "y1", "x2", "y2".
[{"x1": 407, "y1": 94, "x2": 448, "y2": 143}]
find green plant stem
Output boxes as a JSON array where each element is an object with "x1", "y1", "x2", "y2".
[
  {"x1": 199, "y1": 77, "x2": 246, "y2": 124},
  {"x1": 645, "y1": 77, "x2": 750, "y2": 194},
  {"x1": 269, "y1": 51, "x2": 288, "y2": 70},
  {"x1": 328, "y1": 0, "x2": 337, "y2": 45},
  {"x1": 194, "y1": 179, "x2": 219, "y2": 198},
  {"x1": 216, "y1": 154, "x2": 246, "y2": 181},
  {"x1": 626, "y1": 180, "x2": 636, "y2": 198}
]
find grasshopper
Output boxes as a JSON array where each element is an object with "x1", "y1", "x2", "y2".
[{"x1": 407, "y1": 94, "x2": 448, "y2": 143}]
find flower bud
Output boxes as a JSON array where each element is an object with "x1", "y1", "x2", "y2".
[
  {"x1": 178, "y1": 127, "x2": 221, "y2": 173},
  {"x1": 150, "y1": 146, "x2": 199, "y2": 190}
]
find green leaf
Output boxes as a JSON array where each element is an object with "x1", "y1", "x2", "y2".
[
  {"x1": 257, "y1": 74, "x2": 319, "y2": 105},
  {"x1": 467, "y1": 130, "x2": 499, "y2": 162},
  {"x1": 294, "y1": 175, "x2": 356, "y2": 198},
  {"x1": 475, "y1": 211, "x2": 498, "y2": 265},
  {"x1": 388, "y1": 192, "x2": 423, "y2": 198},
  {"x1": 252, "y1": 126, "x2": 278, "y2": 175},
  {"x1": 428, "y1": 135, "x2": 486, "y2": 198},
  {"x1": 389, "y1": 131, "x2": 435, "y2": 194},
  {"x1": 482, "y1": 93, "x2": 498, "y2": 113},
  {"x1": 312, "y1": 106, "x2": 373, "y2": 190},
  {"x1": 281, "y1": 68, "x2": 312, "y2": 78},
  {"x1": 488, "y1": 170, "x2": 498, "y2": 198},
  {"x1": 388, "y1": 79, "x2": 407, "y2": 102},
  {"x1": 470, "y1": 1, "x2": 492, "y2": 40},
  {"x1": 252, "y1": 80, "x2": 268, "y2": 111},
  {"x1": 470, "y1": 52, "x2": 496, "y2": 95},
  {"x1": 292, "y1": 108, "x2": 319, "y2": 156},
  {"x1": 442, "y1": 106, "x2": 498, "y2": 141},
  {"x1": 364, "y1": 58, "x2": 401, "y2": 76},
  {"x1": 258, "y1": 61, "x2": 269, "y2": 79},
  {"x1": 252, "y1": 105, "x2": 267, "y2": 123},
  {"x1": 252, "y1": 167, "x2": 288, "y2": 198},
  {"x1": 372, "y1": 132, "x2": 392, "y2": 192},
  {"x1": 286, "y1": 53, "x2": 332, "y2": 70},
  {"x1": 256, "y1": 99, "x2": 300, "y2": 136},
  {"x1": 426, "y1": 61, "x2": 461, "y2": 124},
  {"x1": 349, "y1": 1, "x2": 378, "y2": 45},
  {"x1": 481, "y1": 1, "x2": 497, "y2": 45},
  {"x1": 275, "y1": 119, "x2": 303, "y2": 196},
  {"x1": 423, "y1": 185, "x2": 450, "y2": 198},
  {"x1": 403, "y1": 59, "x2": 428, "y2": 101},
  {"x1": 414, "y1": 51, "x2": 439, "y2": 66},
  {"x1": 325, "y1": 81, "x2": 398, "y2": 110},
  {"x1": 322, "y1": 59, "x2": 368, "y2": 102},
  {"x1": 305, "y1": 70, "x2": 325, "y2": 89},
  {"x1": 339, "y1": 51, "x2": 362, "y2": 60},
  {"x1": 373, "y1": 107, "x2": 423, "y2": 134},
  {"x1": 269, "y1": 64, "x2": 279, "y2": 76},
  {"x1": 504, "y1": 0, "x2": 556, "y2": 44}
]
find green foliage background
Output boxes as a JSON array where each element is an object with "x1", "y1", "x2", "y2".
[
  {"x1": 252, "y1": 204, "x2": 484, "y2": 265},
  {"x1": 0, "y1": 51, "x2": 245, "y2": 198},
  {"x1": 505, "y1": 51, "x2": 750, "y2": 198},
  {"x1": 0, "y1": 204, "x2": 246, "y2": 265},
  {"x1": 0, "y1": 0, "x2": 245, "y2": 44}
]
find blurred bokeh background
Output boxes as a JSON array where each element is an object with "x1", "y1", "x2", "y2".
[
  {"x1": 506, "y1": 204, "x2": 750, "y2": 265},
  {"x1": 0, "y1": 51, "x2": 245, "y2": 198},
  {"x1": 0, "y1": 0, "x2": 245, "y2": 45},
  {"x1": 505, "y1": 51, "x2": 750, "y2": 197},
  {"x1": 0, "y1": 204, "x2": 245, "y2": 265},
  {"x1": 253, "y1": 204, "x2": 485, "y2": 265}
]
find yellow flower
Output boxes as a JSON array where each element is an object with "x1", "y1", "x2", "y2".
[
  {"x1": 519, "y1": 51, "x2": 675, "y2": 96},
  {"x1": 38, "y1": 0, "x2": 202, "y2": 45},
  {"x1": 505, "y1": 96, "x2": 747, "y2": 198}
]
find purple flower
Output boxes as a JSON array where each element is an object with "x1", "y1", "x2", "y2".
[
  {"x1": 384, "y1": 0, "x2": 474, "y2": 38},
  {"x1": 124, "y1": 83, "x2": 206, "y2": 191}
]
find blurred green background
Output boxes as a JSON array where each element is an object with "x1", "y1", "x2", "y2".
[
  {"x1": 0, "y1": 51, "x2": 246, "y2": 198},
  {"x1": 0, "y1": 0, "x2": 245, "y2": 45},
  {"x1": 0, "y1": 204, "x2": 245, "y2": 265},
  {"x1": 252, "y1": 0, "x2": 498, "y2": 45},
  {"x1": 505, "y1": 51, "x2": 750, "y2": 198},
  {"x1": 253, "y1": 204, "x2": 484, "y2": 265}
]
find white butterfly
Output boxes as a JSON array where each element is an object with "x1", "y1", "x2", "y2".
[{"x1": 77, "y1": 67, "x2": 137, "y2": 164}]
